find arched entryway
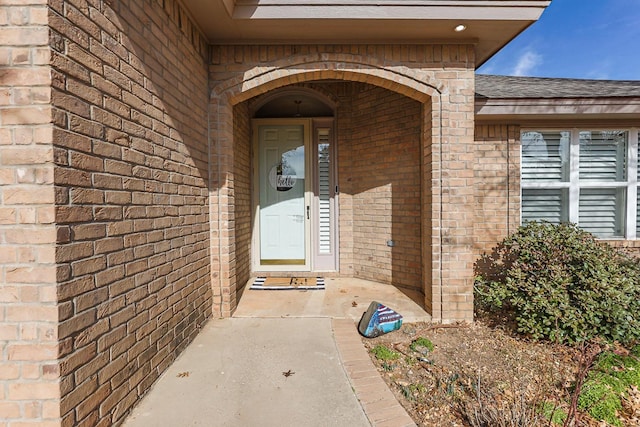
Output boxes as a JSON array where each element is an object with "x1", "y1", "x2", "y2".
[{"x1": 209, "y1": 47, "x2": 477, "y2": 323}]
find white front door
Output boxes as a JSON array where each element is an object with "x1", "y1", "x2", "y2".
[{"x1": 255, "y1": 121, "x2": 310, "y2": 268}]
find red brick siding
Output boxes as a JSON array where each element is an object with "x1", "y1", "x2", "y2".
[
  {"x1": 48, "y1": 1, "x2": 211, "y2": 425},
  {"x1": 606, "y1": 240, "x2": 640, "y2": 257},
  {"x1": 334, "y1": 83, "x2": 355, "y2": 275}
]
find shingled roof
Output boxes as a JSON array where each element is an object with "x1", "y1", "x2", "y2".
[{"x1": 475, "y1": 74, "x2": 640, "y2": 99}]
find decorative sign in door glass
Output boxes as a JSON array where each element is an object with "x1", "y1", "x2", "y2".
[{"x1": 268, "y1": 145, "x2": 304, "y2": 192}]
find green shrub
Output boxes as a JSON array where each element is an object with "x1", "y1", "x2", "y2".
[
  {"x1": 409, "y1": 337, "x2": 434, "y2": 353},
  {"x1": 540, "y1": 401, "x2": 567, "y2": 425},
  {"x1": 578, "y1": 379, "x2": 622, "y2": 427},
  {"x1": 370, "y1": 345, "x2": 400, "y2": 361},
  {"x1": 475, "y1": 221, "x2": 640, "y2": 345},
  {"x1": 578, "y1": 349, "x2": 640, "y2": 425},
  {"x1": 631, "y1": 344, "x2": 640, "y2": 358}
]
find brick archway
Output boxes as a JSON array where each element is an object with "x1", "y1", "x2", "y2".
[
  {"x1": 211, "y1": 51, "x2": 444, "y2": 103},
  {"x1": 208, "y1": 45, "x2": 476, "y2": 323}
]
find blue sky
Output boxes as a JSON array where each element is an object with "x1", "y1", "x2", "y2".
[{"x1": 477, "y1": 0, "x2": 640, "y2": 80}]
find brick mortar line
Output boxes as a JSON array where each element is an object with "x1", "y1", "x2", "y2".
[{"x1": 331, "y1": 318, "x2": 417, "y2": 427}]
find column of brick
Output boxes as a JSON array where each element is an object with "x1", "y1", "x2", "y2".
[
  {"x1": 232, "y1": 103, "x2": 252, "y2": 294},
  {"x1": 432, "y1": 67, "x2": 477, "y2": 323},
  {"x1": 506, "y1": 125, "x2": 521, "y2": 238},
  {"x1": 422, "y1": 102, "x2": 436, "y2": 317},
  {"x1": 47, "y1": 1, "x2": 211, "y2": 425},
  {"x1": 0, "y1": 1, "x2": 61, "y2": 426},
  {"x1": 208, "y1": 97, "x2": 236, "y2": 317}
]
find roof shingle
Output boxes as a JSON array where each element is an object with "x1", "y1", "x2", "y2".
[{"x1": 475, "y1": 74, "x2": 640, "y2": 99}]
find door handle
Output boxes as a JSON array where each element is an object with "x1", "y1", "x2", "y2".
[{"x1": 306, "y1": 206, "x2": 310, "y2": 219}]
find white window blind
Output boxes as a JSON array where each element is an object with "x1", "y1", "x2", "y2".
[
  {"x1": 522, "y1": 129, "x2": 634, "y2": 239},
  {"x1": 577, "y1": 131, "x2": 627, "y2": 237},
  {"x1": 522, "y1": 131, "x2": 569, "y2": 182},
  {"x1": 522, "y1": 189, "x2": 568, "y2": 225},
  {"x1": 636, "y1": 131, "x2": 640, "y2": 236},
  {"x1": 521, "y1": 131, "x2": 570, "y2": 226},
  {"x1": 579, "y1": 131, "x2": 627, "y2": 181},
  {"x1": 579, "y1": 188, "x2": 625, "y2": 237},
  {"x1": 318, "y1": 130, "x2": 331, "y2": 254}
]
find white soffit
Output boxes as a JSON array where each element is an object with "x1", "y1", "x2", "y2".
[{"x1": 181, "y1": 0, "x2": 551, "y2": 67}]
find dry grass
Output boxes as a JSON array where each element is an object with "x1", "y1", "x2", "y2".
[{"x1": 362, "y1": 320, "x2": 581, "y2": 427}]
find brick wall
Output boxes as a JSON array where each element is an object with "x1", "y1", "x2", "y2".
[
  {"x1": 0, "y1": 0, "x2": 60, "y2": 425},
  {"x1": 334, "y1": 83, "x2": 355, "y2": 275},
  {"x1": 233, "y1": 102, "x2": 252, "y2": 291},
  {"x1": 421, "y1": 102, "x2": 434, "y2": 315},
  {"x1": 473, "y1": 124, "x2": 520, "y2": 262},
  {"x1": 47, "y1": 1, "x2": 211, "y2": 425},
  {"x1": 472, "y1": 124, "x2": 640, "y2": 265},
  {"x1": 338, "y1": 83, "x2": 422, "y2": 292}
]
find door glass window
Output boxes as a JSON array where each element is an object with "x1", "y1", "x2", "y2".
[{"x1": 259, "y1": 125, "x2": 306, "y2": 264}]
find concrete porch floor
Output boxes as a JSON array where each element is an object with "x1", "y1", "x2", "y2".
[{"x1": 233, "y1": 277, "x2": 432, "y2": 323}]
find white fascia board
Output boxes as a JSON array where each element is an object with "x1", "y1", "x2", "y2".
[
  {"x1": 231, "y1": 0, "x2": 550, "y2": 20},
  {"x1": 475, "y1": 98, "x2": 640, "y2": 117}
]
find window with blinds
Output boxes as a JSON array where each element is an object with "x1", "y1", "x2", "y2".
[
  {"x1": 578, "y1": 131, "x2": 627, "y2": 237},
  {"x1": 521, "y1": 131, "x2": 570, "y2": 226},
  {"x1": 637, "y1": 132, "x2": 640, "y2": 236},
  {"x1": 522, "y1": 188, "x2": 568, "y2": 224},
  {"x1": 318, "y1": 129, "x2": 332, "y2": 254},
  {"x1": 522, "y1": 129, "x2": 637, "y2": 239},
  {"x1": 579, "y1": 188, "x2": 625, "y2": 237},
  {"x1": 522, "y1": 131, "x2": 569, "y2": 182},
  {"x1": 579, "y1": 131, "x2": 626, "y2": 182}
]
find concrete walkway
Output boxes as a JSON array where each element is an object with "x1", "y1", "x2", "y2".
[
  {"x1": 123, "y1": 279, "x2": 425, "y2": 427},
  {"x1": 122, "y1": 317, "x2": 416, "y2": 427}
]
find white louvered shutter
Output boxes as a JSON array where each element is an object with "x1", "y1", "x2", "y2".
[
  {"x1": 579, "y1": 131, "x2": 626, "y2": 182},
  {"x1": 521, "y1": 131, "x2": 570, "y2": 224},
  {"x1": 521, "y1": 131, "x2": 569, "y2": 182},
  {"x1": 579, "y1": 188, "x2": 625, "y2": 237},
  {"x1": 522, "y1": 189, "x2": 568, "y2": 224},
  {"x1": 318, "y1": 131, "x2": 331, "y2": 254},
  {"x1": 578, "y1": 131, "x2": 626, "y2": 237}
]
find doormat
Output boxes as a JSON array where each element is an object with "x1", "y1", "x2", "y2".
[{"x1": 250, "y1": 277, "x2": 325, "y2": 290}]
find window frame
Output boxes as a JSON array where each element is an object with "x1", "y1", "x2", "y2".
[{"x1": 520, "y1": 128, "x2": 639, "y2": 239}]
